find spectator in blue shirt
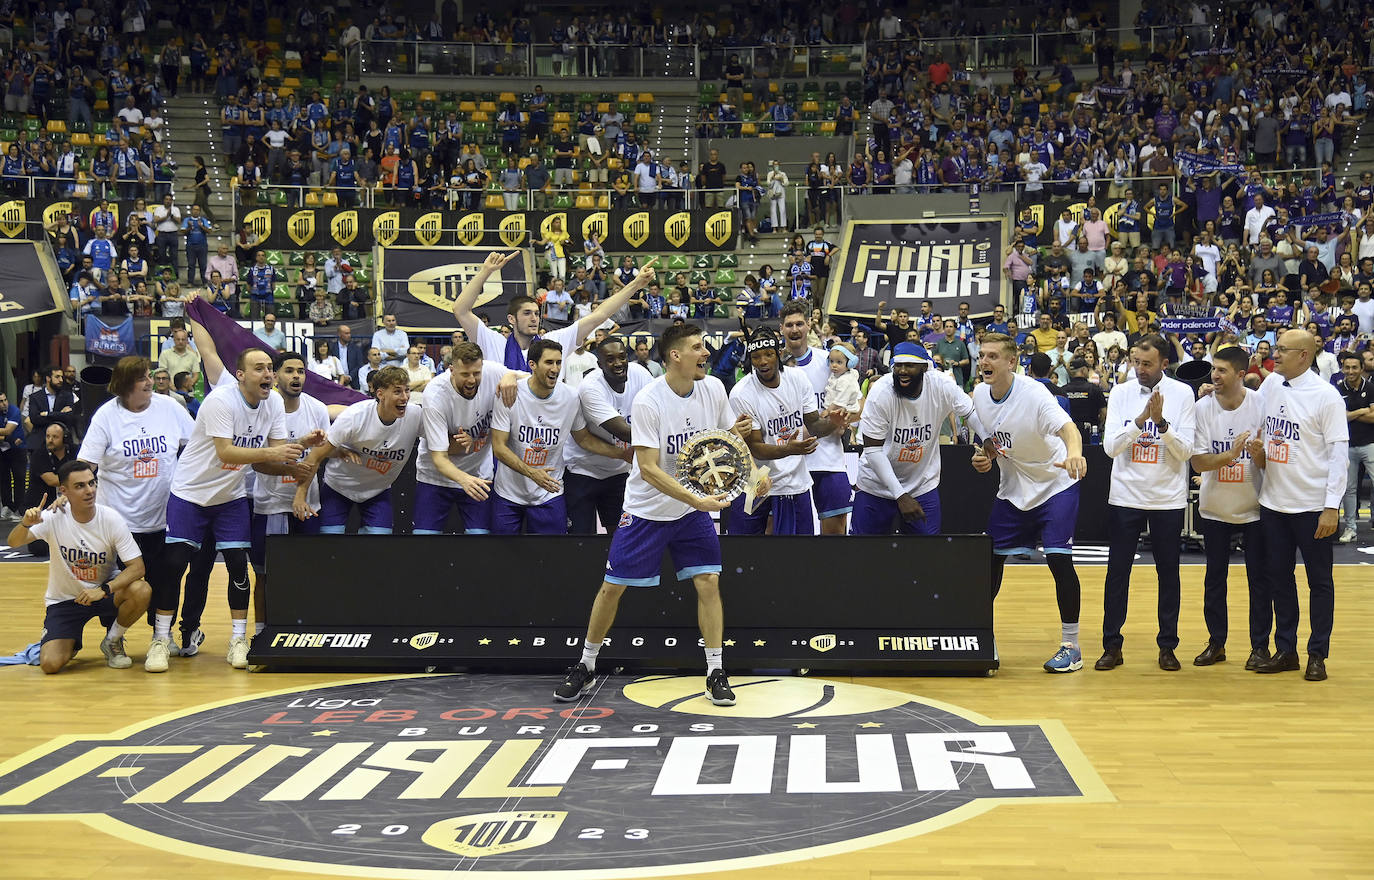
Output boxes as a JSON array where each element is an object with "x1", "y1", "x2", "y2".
[{"x1": 181, "y1": 205, "x2": 214, "y2": 285}]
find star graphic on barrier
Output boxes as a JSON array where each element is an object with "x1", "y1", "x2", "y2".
[
  {"x1": 311, "y1": 729, "x2": 339, "y2": 737},
  {"x1": 858, "y1": 721, "x2": 884, "y2": 728},
  {"x1": 724, "y1": 639, "x2": 736, "y2": 647},
  {"x1": 753, "y1": 639, "x2": 766, "y2": 647},
  {"x1": 242, "y1": 731, "x2": 269, "y2": 739},
  {"x1": 508, "y1": 638, "x2": 521, "y2": 645},
  {"x1": 477, "y1": 638, "x2": 492, "y2": 645},
  {"x1": 793, "y1": 722, "x2": 818, "y2": 729}
]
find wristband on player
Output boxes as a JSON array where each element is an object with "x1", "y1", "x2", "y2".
[{"x1": 1155, "y1": 418, "x2": 1169, "y2": 434}]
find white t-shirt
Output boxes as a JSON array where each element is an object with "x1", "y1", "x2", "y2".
[
  {"x1": 417, "y1": 362, "x2": 510, "y2": 487},
  {"x1": 77, "y1": 394, "x2": 193, "y2": 532},
  {"x1": 30, "y1": 504, "x2": 141, "y2": 605},
  {"x1": 322, "y1": 400, "x2": 423, "y2": 502},
  {"x1": 170, "y1": 383, "x2": 288, "y2": 507},
  {"x1": 623, "y1": 375, "x2": 735, "y2": 521},
  {"x1": 566, "y1": 363, "x2": 653, "y2": 480},
  {"x1": 1255, "y1": 370, "x2": 1349, "y2": 513},
  {"x1": 972, "y1": 373, "x2": 1075, "y2": 510},
  {"x1": 858, "y1": 371, "x2": 975, "y2": 500},
  {"x1": 562, "y1": 348, "x2": 599, "y2": 388},
  {"x1": 1192, "y1": 390, "x2": 1263, "y2": 524},
  {"x1": 475, "y1": 322, "x2": 582, "y2": 370},
  {"x1": 1102, "y1": 375, "x2": 1197, "y2": 509},
  {"x1": 252, "y1": 393, "x2": 330, "y2": 515},
  {"x1": 728, "y1": 368, "x2": 818, "y2": 496},
  {"x1": 491, "y1": 380, "x2": 586, "y2": 506},
  {"x1": 791, "y1": 346, "x2": 846, "y2": 472}
]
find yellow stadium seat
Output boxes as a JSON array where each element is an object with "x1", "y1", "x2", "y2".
[
  {"x1": 322, "y1": 192, "x2": 338, "y2": 207},
  {"x1": 821, "y1": 120, "x2": 836, "y2": 133},
  {"x1": 419, "y1": 90, "x2": 438, "y2": 102},
  {"x1": 323, "y1": 51, "x2": 339, "y2": 63},
  {"x1": 759, "y1": 132, "x2": 774, "y2": 138},
  {"x1": 485, "y1": 194, "x2": 505, "y2": 209},
  {"x1": 459, "y1": 101, "x2": 477, "y2": 112},
  {"x1": 46, "y1": 120, "x2": 67, "y2": 133},
  {"x1": 285, "y1": 57, "x2": 302, "y2": 70},
  {"x1": 578, "y1": 182, "x2": 592, "y2": 191},
  {"x1": 597, "y1": 194, "x2": 610, "y2": 209},
  {"x1": 617, "y1": 92, "x2": 634, "y2": 103},
  {"x1": 575, "y1": 195, "x2": 595, "y2": 209},
  {"x1": 768, "y1": 82, "x2": 779, "y2": 94},
  {"x1": 94, "y1": 99, "x2": 109, "y2": 111},
  {"x1": 637, "y1": 93, "x2": 653, "y2": 103},
  {"x1": 607, "y1": 158, "x2": 621, "y2": 170},
  {"x1": 498, "y1": 91, "x2": 517, "y2": 104},
  {"x1": 801, "y1": 100, "x2": 819, "y2": 112},
  {"x1": 597, "y1": 102, "x2": 610, "y2": 113},
  {"x1": 282, "y1": 76, "x2": 300, "y2": 88},
  {"x1": 518, "y1": 156, "x2": 532, "y2": 169},
  {"x1": 633, "y1": 112, "x2": 651, "y2": 124},
  {"x1": 471, "y1": 111, "x2": 491, "y2": 123},
  {"x1": 71, "y1": 132, "x2": 92, "y2": 146},
  {"x1": 741, "y1": 122, "x2": 756, "y2": 136},
  {"x1": 553, "y1": 111, "x2": 571, "y2": 124},
  {"x1": 479, "y1": 101, "x2": 497, "y2": 112},
  {"x1": 305, "y1": 191, "x2": 321, "y2": 206}
]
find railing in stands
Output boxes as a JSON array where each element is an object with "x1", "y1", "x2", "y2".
[{"x1": 358, "y1": 41, "x2": 698, "y2": 79}]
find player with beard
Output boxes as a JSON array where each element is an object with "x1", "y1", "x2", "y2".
[
  {"x1": 971, "y1": 333, "x2": 1089, "y2": 672},
  {"x1": 247, "y1": 350, "x2": 328, "y2": 637},
  {"x1": 564, "y1": 336, "x2": 655, "y2": 534},
  {"x1": 490, "y1": 339, "x2": 630, "y2": 534},
  {"x1": 726, "y1": 328, "x2": 841, "y2": 534},
  {"x1": 414, "y1": 342, "x2": 523, "y2": 535},
  {"x1": 77, "y1": 356, "x2": 193, "y2": 672},
  {"x1": 555, "y1": 323, "x2": 764, "y2": 707},
  {"x1": 779, "y1": 302, "x2": 854, "y2": 533},
  {"x1": 454, "y1": 251, "x2": 658, "y2": 371},
  {"x1": 164, "y1": 348, "x2": 304, "y2": 670},
  {"x1": 851, "y1": 342, "x2": 984, "y2": 535},
  {"x1": 292, "y1": 366, "x2": 423, "y2": 534}
]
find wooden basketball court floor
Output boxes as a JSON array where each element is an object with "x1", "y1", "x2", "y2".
[{"x1": 0, "y1": 561, "x2": 1370, "y2": 880}]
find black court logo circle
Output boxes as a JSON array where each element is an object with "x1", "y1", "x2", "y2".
[{"x1": 0, "y1": 675, "x2": 1108, "y2": 877}]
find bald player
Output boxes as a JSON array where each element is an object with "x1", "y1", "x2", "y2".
[{"x1": 1250, "y1": 329, "x2": 1348, "y2": 681}]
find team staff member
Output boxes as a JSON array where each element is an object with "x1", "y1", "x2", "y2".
[
  {"x1": 7, "y1": 463, "x2": 151, "y2": 674},
  {"x1": 564, "y1": 337, "x2": 655, "y2": 534},
  {"x1": 1251, "y1": 330, "x2": 1348, "y2": 681},
  {"x1": 293, "y1": 366, "x2": 422, "y2": 534},
  {"x1": 780, "y1": 303, "x2": 853, "y2": 534},
  {"x1": 415, "y1": 344, "x2": 522, "y2": 535},
  {"x1": 971, "y1": 333, "x2": 1089, "y2": 672},
  {"x1": 852, "y1": 342, "x2": 981, "y2": 535},
  {"x1": 77, "y1": 356, "x2": 194, "y2": 672},
  {"x1": 727, "y1": 329, "x2": 836, "y2": 535},
  {"x1": 1098, "y1": 334, "x2": 1197, "y2": 672},
  {"x1": 1188, "y1": 346, "x2": 1272, "y2": 670},
  {"x1": 554, "y1": 323, "x2": 764, "y2": 707}
]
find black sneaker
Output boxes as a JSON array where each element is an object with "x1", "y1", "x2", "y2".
[
  {"x1": 553, "y1": 663, "x2": 595, "y2": 702},
  {"x1": 705, "y1": 669, "x2": 736, "y2": 706}
]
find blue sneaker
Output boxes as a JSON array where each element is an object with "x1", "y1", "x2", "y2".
[{"x1": 1044, "y1": 643, "x2": 1083, "y2": 673}]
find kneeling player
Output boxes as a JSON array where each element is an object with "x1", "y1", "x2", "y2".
[
  {"x1": 971, "y1": 333, "x2": 1089, "y2": 672},
  {"x1": 555, "y1": 323, "x2": 764, "y2": 706},
  {"x1": 7, "y1": 463, "x2": 151, "y2": 674}
]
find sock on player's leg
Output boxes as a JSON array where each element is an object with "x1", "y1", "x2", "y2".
[
  {"x1": 580, "y1": 640, "x2": 602, "y2": 672},
  {"x1": 704, "y1": 647, "x2": 723, "y2": 674},
  {"x1": 108, "y1": 620, "x2": 128, "y2": 640},
  {"x1": 1061, "y1": 621, "x2": 1080, "y2": 648},
  {"x1": 231, "y1": 619, "x2": 247, "y2": 639},
  {"x1": 154, "y1": 613, "x2": 173, "y2": 641}
]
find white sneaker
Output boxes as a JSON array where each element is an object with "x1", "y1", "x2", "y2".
[
  {"x1": 1338, "y1": 528, "x2": 1357, "y2": 544},
  {"x1": 179, "y1": 628, "x2": 205, "y2": 657},
  {"x1": 227, "y1": 635, "x2": 249, "y2": 669},
  {"x1": 0, "y1": 506, "x2": 13, "y2": 519},
  {"x1": 145, "y1": 636, "x2": 171, "y2": 673},
  {"x1": 100, "y1": 635, "x2": 133, "y2": 669}
]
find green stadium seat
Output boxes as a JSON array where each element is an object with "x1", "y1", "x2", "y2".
[
  {"x1": 693, "y1": 254, "x2": 714, "y2": 268},
  {"x1": 272, "y1": 283, "x2": 291, "y2": 301},
  {"x1": 665, "y1": 254, "x2": 689, "y2": 270},
  {"x1": 713, "y1": 303, "x2": 731, "y2": 318},
  {"x1": 717, "y1": 253, "x2": 739, "y2": 268},
  {"x1": 288, "y1": 251, "x2": 305, "y2": 266},
  {"x1": 553, "y1": 195, "x2": 574, "y2": 209},
  {"x1": 689, "y1": 270, "x2": 709, "y2": 284},
  {"x1": 713, "y1": 268, "x2": 736, "y2": 284},
  {"x1": 264, "y1": 250, "x2": 284, "y2": 266}
]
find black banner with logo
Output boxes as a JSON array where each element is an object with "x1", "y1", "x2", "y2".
[
  {"x1": 235, "y1": 206, "x2": 737, "y2": 253},
  {"x1": 253, "y1": 534, "x2": 997, "y2": 673},
  {"x1": 824, "y1": 217, "x2": 1009, "y2": 319},
  {"x1": 0, "y1": 239, "x2": 68, "y2": 324}
]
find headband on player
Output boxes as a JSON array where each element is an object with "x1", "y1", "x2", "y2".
[
  {"x1": 745, "y1": 328, "x2": 783, "y2": 356},
  {"x1": 891, "y1": 342, "x2": 934, "y2": 365}
]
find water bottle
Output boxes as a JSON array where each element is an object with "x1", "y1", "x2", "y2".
[{"x1": 1090, "y1": 425, "x2": 1100, "y2": 445}]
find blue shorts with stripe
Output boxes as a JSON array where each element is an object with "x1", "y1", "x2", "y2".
[
  {"x1": 413, "y1": 480, "x2": 493, "y2": 534},
  {"x1": 605, "y1": 510, "x2": 721, "y2": 587},
  {"x1": 809, "y1": 470, "x2": 854, "y2": 519},
  {"x1": 319, "y1": 481, "x2": 394, "y2": 534},
  {"x1": 166, "y1": 494, "x2": 251, "y2": 550},
  {"x1": 849, "y1": 487, "x2": 941, "y2": 535},
  {"x1": 725, "y1": 490, "x2": 814, "y2": 535},
  {"x1": 987, "y1": 482, "x2": 1080, "y2": 556}
]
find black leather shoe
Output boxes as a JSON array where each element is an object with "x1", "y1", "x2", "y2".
[
  {"x1": 1094, "y1": 650, "x2": 1123, "y2": 670},
  {"x1": 1193, "y1": 643, "x2": 1226, "y2": 666},
  {"x1": 1244, "y1": 647, "x2": 1270, "y2": 671},
  {"x1": 1254, "y1": 651, "x2": 1300, "y2": 673},
  {"x1": 1158, "y1": 649, "x2": 1182, "y2": 671},
  {"x1": 1304, "y1": 655, "x2": 1327, "y2": 681}
]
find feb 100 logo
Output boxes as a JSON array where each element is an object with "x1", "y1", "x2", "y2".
[{"x1": 0, "y1": 675, "x2": 1108, "y2": 877}]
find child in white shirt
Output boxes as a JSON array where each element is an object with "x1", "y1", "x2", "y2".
[{"x1": 823, "y1": 343, "x2": 862, "y2": 415}]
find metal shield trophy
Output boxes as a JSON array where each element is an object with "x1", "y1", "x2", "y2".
[{"x1": 675, "y1": 429, "x2": 762, "y2": 504}]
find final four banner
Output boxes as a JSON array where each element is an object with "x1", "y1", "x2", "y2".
[
  {"x1": 0, "y1": 239, "x2": 69, "y2": 323},
  {"x1": 237, "y1": 206, "x2": 736, "y2": 253},
  {"x1": 824, "y1": 217, "x2": 1010, "y2": 320}
]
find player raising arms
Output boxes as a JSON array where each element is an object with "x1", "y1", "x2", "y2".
[
  {"x1": 555, "y1": 323, "x2": 765, "y2": 707},
  {"x1": 163, "y1": 348, "x2": 304, "y2": 670},
  {"x1": 970, "y1": 332, "x2": 1089, "y2": 672},
  {"x1": 851, "y1": 342, "x2": 983, "y2": 535},
  {"x1": 489, "y1": 339, "x2": 630, "y2": 534},
  {"x1": 454, "y1": 251, "x2": 658, "y2": 370},
  {"x1": 414, "y1": 342, "x2": 523, "y2": 535},
  {"x1": 293, "y1": 366, "x2": 423, "y2": 534},
  {"x1": 7, "y1": 464, "x2": 151, "y2": 674},
  {"x1": 727, "y1": 327, "x2": 839, "y2": 535}
]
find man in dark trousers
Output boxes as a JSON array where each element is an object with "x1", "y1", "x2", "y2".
[
  {"x1": 0, "y1": 391, "x2": 26, "y2": 519},
  {"x1": 329, "y1": 321, "x2": 370, "y2": 388},
  {"x1": 26, "y1": 365, "x2": 78, "y2": 447},
  {"x1": 1061, "y1": 356, "x2": 1107, "y2": 440}
]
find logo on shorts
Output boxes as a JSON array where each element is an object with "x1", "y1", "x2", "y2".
[{"x1": 0, "y1": 676, "x2": 1106, "y2": 876}]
